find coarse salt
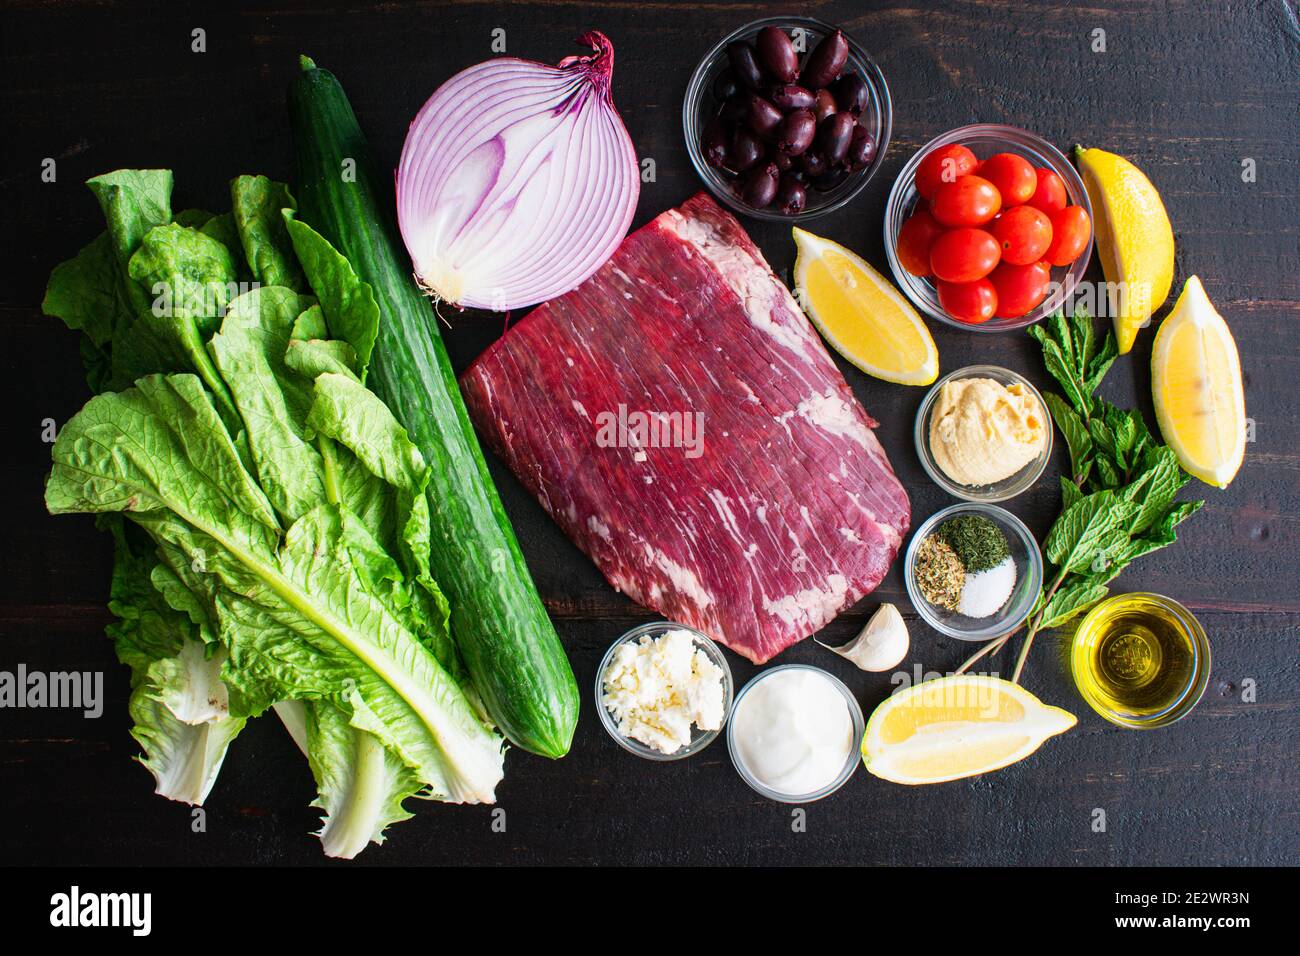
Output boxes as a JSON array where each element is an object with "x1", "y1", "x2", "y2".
[{"x1": 958, "y1": 556, "x2": 1017, "y2": 618}]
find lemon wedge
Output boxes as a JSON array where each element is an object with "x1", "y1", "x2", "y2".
[
  {"x1": 1074, "y1": 145, "x2": 1175, "y2": 354},
  {"x1": 792, "y1": 227, "x2": 939, "y2": 386},
  {"x1": 861, "y1": 674, "x2": 1076, "y2": 785},
  {"x1": 1152, "y1": 275, "x2": 1246, "y2": 488}
]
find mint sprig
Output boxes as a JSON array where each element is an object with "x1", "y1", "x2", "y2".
[{"x1": 958, "y1": 308, "x2": 1204, "y2": 683}]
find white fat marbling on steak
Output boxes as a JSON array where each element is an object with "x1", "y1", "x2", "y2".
[{"x1": 460, "y1": 194, "x2": 910, "y2": 664}]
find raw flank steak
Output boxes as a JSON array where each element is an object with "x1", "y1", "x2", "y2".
[{"x1": 461, "y1": 193, "x2": 910, "y2": 663}]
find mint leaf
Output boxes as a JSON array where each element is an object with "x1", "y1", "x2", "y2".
[
  {"x1": 1042, "y1": 391, "x2": 1093, "y2": 484},
  {"x1": 1068, "y1": 308, "x2": 1097, "y2": 374},
  {"x1": 1035, "y1": 580, "x2": 1109, "y2": 632},
  {"x1": 1111, "y1": 407, "x2": 1139, "y2": 463},
  {"x1": 1115, "y1": 499, "x2": 1203, "y2": 565},
  {"x1": 1095, "y1": 454, "x2": 1122, "y2": 488},
  {"x1": 1121, "y1": 445, "x2": 1188, "y2": 535},
  {"x1": 1088, "y1": 415, "x2": 1119, "y2": 468},
  {"x1": 1033, "y1": 332, "x2": 1090, "y2": 413},
  {"x1": 1044, "y1": 489, "x2": 1138, "y2": 574},
  {"x1": 1085, "y1": 330, "x2": 1119, "y2": 394}
]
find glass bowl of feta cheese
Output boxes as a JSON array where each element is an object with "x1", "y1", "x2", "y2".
[{"x1": 597, "y1": 621, "x2": 735, "y2": 761}]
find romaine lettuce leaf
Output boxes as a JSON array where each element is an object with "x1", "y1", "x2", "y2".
[
  {"x1": 231, "y1": 175, "x2": 306, "y2": 291},
  {"x1": 46, "y1": 371, "x2": 504, "y2": 805},
  {"x1": 102, "y1": 516, "x2": 245, "y2": 805},
  {"x1": 44, "y1": 170, "x2": 497, "y2": 855}
]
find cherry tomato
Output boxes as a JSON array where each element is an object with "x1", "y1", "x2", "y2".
[
  {"x1": 977, "y1": 153, "x2": 1037, "y2": 206},
  {"x1": 990, "y1": 205, "x2": 1053, "y2": 265},
  {"x1": 937, "y1": 278, "x2": 998, "y2": 324},
  {"x1": 915, "y1": 144, "x2": 979, "y2": 200},
  {"x1": 931, "y1": 175, "x2": 1002, "y2": 227},
  {"x1": 1026, "y1": 167, "x2": 1068, "y2": 215},
  {"x1": 896, "y1": 209, "x2": 945, "y2": 276},
  {"x1": 989, "y1": 260, "x2": 1052, "y2": 318},
  {"x1": 1044, "y1": 205, "x2": 1092, "y2": 266},
  {"x1": 929, "y1": 227, "x2": 1001, "y2": 283}
]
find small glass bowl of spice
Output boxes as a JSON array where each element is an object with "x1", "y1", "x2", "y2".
[
  {"x1": 914, "y1": 365, "x2": 1052, "y2": 503},
  {"x1": 904, "y1": 503, "x2": 1042, "y2": 641}
]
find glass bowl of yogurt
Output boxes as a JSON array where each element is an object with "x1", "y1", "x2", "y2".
[
  {"x1": 914, "y1": 364, "x2": 1052, "y2": 503},
  {"x1": 596, "y1": 621, "x2": 734, "y2": 761},
  {"x1": 727, "y1": 665, "x2": 864, "y2": 803}
]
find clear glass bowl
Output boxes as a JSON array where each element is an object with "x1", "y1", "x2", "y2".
[
  {"x1": 682, "y1": 16, "x2": 892, "y2": 222},
  {"x1": 883, "y1": 123, "x2": 1093, "y2": 332},
  {"x1": 903, "y1": 502, "x2": 1043, "y2": 641},
  {"x1": 1070, "y1": 592, "x2": 1211, "y2": 729},
  {"x1": 726, "y1": 664, "x2": 864, "y2": 803},
  {"x1": 914, "y1": 364, "x2": 1053, "y2": 502},
  {"x1": 595, "y1": 621, "x2": 734, "y2": 761}
]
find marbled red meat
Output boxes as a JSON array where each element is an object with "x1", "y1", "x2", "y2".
[{"x1": 460, "y1": 193, "x2": 910, "y2": 663}]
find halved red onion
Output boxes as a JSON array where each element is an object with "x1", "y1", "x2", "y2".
[{"x1": 396, "y1": 31, "x2": 639, "y2": 312}]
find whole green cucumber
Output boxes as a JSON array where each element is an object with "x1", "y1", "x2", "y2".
[{"x1": 288, "y1": 56, "x2": 578, "y2": 758}]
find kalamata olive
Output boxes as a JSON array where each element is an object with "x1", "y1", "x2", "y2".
[
  {"x1": 801, "y1": 29, "x2": 849, "y2": 90},
  {"x1": 798, "y1": 149, "x2": 829, "y2": 177},
  {"x1": 831, "y1": 72, "x2": 869, "y2": 116},
  {"x1": 812, "y1": 166, "x2": 848, "y2": 192},
  {"x1": 786, "y1": 167, "x2": 808, "y2": 184},
  {"x1": 729, "y1": 126, "x2": 764, "y2": 171},
  {"x1": 846, "y1": 123, "x2": 877, "y2": 170},
  {"x1": 813, "y1": 88, "x2": 837, "y2": 124},
  {"x1": 776, "y1": 109, "x2": 816, "y2": 156},
  {"x1": 756, "y1": 26, "x2": 799, "y2": 83},
  {"x1": 703, "y1": 117, "x2": 729, "y2": 168},
  {"x1": 720, "y1": 93, "x2": 748, "y2": 125},
  {"x1": 726, "y1": 41, "x2": 764, "y2": 90},
  {"x1": 816, "y1": 111, "x2": 855, "y2": 166},
  {"x1": 744, "y1": 93, "x2": 783, "y2": 140},
  {"x1": 768, "y1": 84, "x2": 815, "y2": 111},
  {"x1": 712, "y1": 68, "x2": 739, "y2": 103},
  {"x1": 741, "y1": 162, "x2": 780, "y2": 208},
  {"x1": 772, "y1": 151, "x2": 794, "y2": 172},
  {"x1": 774, "y1": 175, "x2": 808, "y2": 215}
]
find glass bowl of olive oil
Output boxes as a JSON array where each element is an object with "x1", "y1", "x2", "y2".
[{"x1": 1070, "y1": 592, "x2": 1211, "y2": 729}]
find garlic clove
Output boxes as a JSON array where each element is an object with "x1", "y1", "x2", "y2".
[{"x1": 816, "y1": 603, "x2": 909, "y2": 672}]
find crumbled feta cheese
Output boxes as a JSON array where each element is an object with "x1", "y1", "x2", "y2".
[{"x1": 601, "y1": 629, "x2": 725, "y2": 754}]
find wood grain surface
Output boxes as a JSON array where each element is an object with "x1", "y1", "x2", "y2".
[{"x1": 1, "y1": 0, "x2": 1296, "y2": 866}]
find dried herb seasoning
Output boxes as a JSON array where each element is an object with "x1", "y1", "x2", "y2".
[
  {"x1": 939, "y1": 514, "x2": 1010, "y2": 572},
  {"x1": 915, "y1": 535, "x2": 965, "y2": 610}
]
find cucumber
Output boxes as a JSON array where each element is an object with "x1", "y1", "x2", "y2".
[{"x1": 288, "y1": 56, "x2": 578, "y2": 758}]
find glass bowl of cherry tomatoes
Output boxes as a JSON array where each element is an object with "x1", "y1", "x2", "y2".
[{"x1": 883, "y1": 124, "x2": 1093, "y2": 331}]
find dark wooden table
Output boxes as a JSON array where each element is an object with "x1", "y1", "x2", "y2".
[{"x1": 2, "y1": 0, "x2": 1296, "y2": 867}]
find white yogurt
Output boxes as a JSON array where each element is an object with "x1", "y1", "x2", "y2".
[{"x1": 732, "y1": 668, "x2": 854, "y2": 797}]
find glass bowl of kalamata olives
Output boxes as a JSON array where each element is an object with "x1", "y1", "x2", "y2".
[{"x1": 684, "y1": 17, "x2": 892, "y2": 221}]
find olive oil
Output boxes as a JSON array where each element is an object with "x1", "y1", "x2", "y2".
[{"x1": 1070, "y1": 593, "x2": 1210, "y2": 728}]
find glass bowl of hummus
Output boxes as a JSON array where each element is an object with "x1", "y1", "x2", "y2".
[
  {"x1": 914, "y1": 365, "x2": 1052, "y2": 502},
  {"x1": 596, "y1": 622, "x2": 735, "y2": 761}
]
